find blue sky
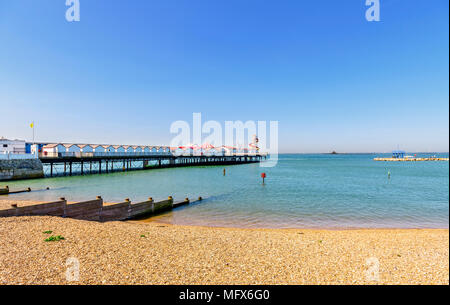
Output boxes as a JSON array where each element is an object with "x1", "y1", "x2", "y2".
[{"x1": 0, "y1": 0, "x2": 448, "y2": 153}]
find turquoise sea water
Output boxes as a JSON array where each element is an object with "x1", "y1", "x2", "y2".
[{"x1": 1, "y1": 154, "x2": 448, "y2": 229}]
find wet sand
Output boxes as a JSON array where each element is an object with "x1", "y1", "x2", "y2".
[{"x1": 0, "y1": 216, "x2": 448, "y2": 285}]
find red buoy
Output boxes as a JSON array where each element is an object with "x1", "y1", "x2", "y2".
[{"x1": 261, "y1": 172, "x2": 266, "y2": 184}]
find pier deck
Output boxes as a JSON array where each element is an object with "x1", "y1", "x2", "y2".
[{"x1": 39, "y1": 153, "x2": 266, "y2": 177}]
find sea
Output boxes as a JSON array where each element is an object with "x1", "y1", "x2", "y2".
[{"x1": 1, "y1": 153, "x2": 448, "y2": 229}]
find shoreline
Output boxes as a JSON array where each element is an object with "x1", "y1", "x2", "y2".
[
  {"x1": 1, "y1": 198, "x2": 448, "y2": 231},
  {"x1": 142, "y1": 216, "x2": 450, "y2": 231},
  {"x1": 0, "y1": 216, "x2": 448, "y2": 285}
]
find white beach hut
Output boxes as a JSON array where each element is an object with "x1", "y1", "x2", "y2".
[
  {"x1": 173, "y1": 147, "x2": 184, "y2": 156},
  {"x1": 42, "y1": 143, "x2": 66, "y2": 157},
  {"x1": 205, "y1": 148, "x2": 217, "y2": 156}
]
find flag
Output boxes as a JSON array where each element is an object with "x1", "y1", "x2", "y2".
[{"x1": 30, "y1": 122, "x2": 34, "y2": 128}]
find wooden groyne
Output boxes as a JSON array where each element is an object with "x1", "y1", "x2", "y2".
[
  {"x1": 0, "y1": 196, "x2": 199, "y2": 222},
  {"x1": 0, "y1": 186, "x2": 51, "y2": 195},
  {"x1": 374, "y1": 157, "x2": 449, "y2": 162}
]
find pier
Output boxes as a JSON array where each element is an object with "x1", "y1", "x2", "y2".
[{"x1": 39, "y1": 152, "x2": 266, "y2": 177}]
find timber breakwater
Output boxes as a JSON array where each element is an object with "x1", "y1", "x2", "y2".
[{"x1": 0, "y1": 195, "x2": 198, "y2": 222}]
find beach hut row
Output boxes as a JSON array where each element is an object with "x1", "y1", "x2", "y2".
[
  {"x1": 42, "y1": 144, "x2": 171, "y2": 156},
  {"x1": 170, "y1": 145, "x2": 258, "y2": 156}
]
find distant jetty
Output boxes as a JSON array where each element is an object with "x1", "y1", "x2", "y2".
[
  {"x1": 374, "y1": 157, "x2": 449, "y2": 162},
  {"x1": 375, "y1": 150, "x2": 449, "y2": 162}
]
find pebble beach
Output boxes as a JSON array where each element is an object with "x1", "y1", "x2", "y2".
[{"x1": 0, "y1": 215, "x2": 448, "y2": 285}]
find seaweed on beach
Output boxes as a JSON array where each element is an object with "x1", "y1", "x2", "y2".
[{"x1": 44, "y1": 235, "x2": 65, "y2": 242}]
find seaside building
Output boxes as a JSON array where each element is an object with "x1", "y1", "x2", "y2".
[
  {"x1": 206, "y1": 148, "x2": 218, "y2": 156},
  {"x1": 79, "y1": 144, "x2": 94, "y2": 153},
  {"x1": 93, "y1": 145, "x2": 106, "y2": 154},
  {"x1": 114, "y1": 145, "x2": 125, "y2": 154},
  {"x1": 25, "y1": 142, "x2": 47, "y2": 154},
  {"x1": 66, "y1": 144, "x2": 81, "y2": 154},
  {"x1": 42, "y1": 143, "x2": 67, "y2": 155},
  {"x1": 125, "y1": 146, "x2": 134, "y2": 154},
  {"x1": 0, "y1": 137, "x2": 26, "y2": 154},
  {"x1": 392, "y1": 150, "x2": 406, "y2": 158},
  {"x1": 104, "y1": 145, "x2": 115, "y2": 154}
]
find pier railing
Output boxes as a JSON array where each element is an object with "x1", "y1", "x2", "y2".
[{"x1": 0, "y1": 152, "x2": 38, "y2": 160}]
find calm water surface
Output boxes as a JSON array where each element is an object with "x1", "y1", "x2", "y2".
[{"x1": 1, "y1": 154, "x2": 448, "y2": 229}]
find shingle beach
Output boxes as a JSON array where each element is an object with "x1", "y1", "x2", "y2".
[{"x1": 0, "y1": 216, "x2": 448, "y2": 285}]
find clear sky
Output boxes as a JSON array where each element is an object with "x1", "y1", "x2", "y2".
[{"x1": 0, "y1": 0, "x2": 448, "y2": 153}]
